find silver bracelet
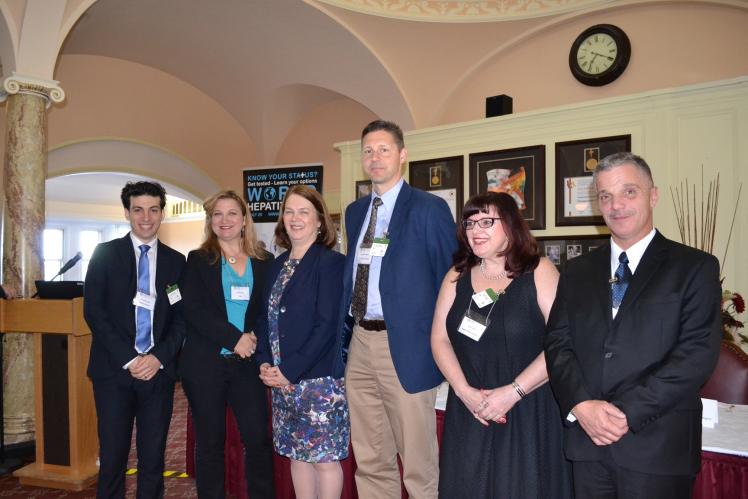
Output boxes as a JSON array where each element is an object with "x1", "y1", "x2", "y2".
[{"x1": 512, "y1": 380, "x2": 526, "y2": 399}]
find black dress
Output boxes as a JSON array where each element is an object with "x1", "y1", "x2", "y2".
[{"x1": 438, "y1": 270, "x2": 572, "y2": 499}]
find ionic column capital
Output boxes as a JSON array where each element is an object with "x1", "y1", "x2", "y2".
[{"x1": 0, "y1": 72, "x2": 65, "y2": 106}]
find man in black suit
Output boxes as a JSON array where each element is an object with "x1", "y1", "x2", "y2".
[
  {"x1": 544, "y1": 153, "x2": 722, "y2": 499},
  {"x1": 84, "y1": 181, "x2": 185, "y2": 499}
]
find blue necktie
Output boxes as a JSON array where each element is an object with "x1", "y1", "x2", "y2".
[
  {"x1": 611, "y1": 251, "x2": 632, "y2": 309},
  {"x1": 135, "y1": 244, "x2": 152, "y2": 353}
]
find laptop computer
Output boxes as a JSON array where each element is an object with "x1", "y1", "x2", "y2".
[{"x1": 34, "y1": 280, "x2": 84, "y2": 299}]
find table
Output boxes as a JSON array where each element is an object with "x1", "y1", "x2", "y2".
[{"x1": 186, "y1": 400, "x2": 746, "y2": 499}]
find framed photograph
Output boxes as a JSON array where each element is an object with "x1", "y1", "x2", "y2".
[
  {"x1": 536, "y1": 234, "x2": 609, "y2": 272},
  {"x1": 555, "y1": 135, "x2": 631, "y2": 226},
  {"x1": 409, "y1": 156, "x2": 464, "y2": 222},
  {"x1": 355, "y1": 180, "x2": 372, "y2": 200},
  {"x1": 469, "y1": 145, "x2": 545, "y2": 230}
]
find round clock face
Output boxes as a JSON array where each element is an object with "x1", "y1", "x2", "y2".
[
  {"x1": 569, "y1": 24, "x2": 631, "y2": 86},
  {"x1": 576, "y1": 33, "x2": 618, "y2": 76}
]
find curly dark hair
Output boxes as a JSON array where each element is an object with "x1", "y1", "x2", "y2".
[
  {"x1": 453, "y1": 192, "x2": 540, "y2": 278},
  {"x1": 120, "y1": 181, "x2": 166, "y2": 210}
]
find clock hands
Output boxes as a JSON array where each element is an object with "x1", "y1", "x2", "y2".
[{"x1": 591, "y1": 51, "x2": 614, "y2": 61}]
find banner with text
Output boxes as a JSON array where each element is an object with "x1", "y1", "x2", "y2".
[{"x1": 243, "y1": 164, "x2": 323, "y2": 224}]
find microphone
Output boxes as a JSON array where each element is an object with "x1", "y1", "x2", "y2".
[
  {"x1": 51, "y1": 252, "x2": 83, "y2": 280},
  {"x1": 608, "y1": 276, "x2": 619, "y2": 284}
]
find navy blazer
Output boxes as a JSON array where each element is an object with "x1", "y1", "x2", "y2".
[
  {"x1": 255, "y1": 243, "x2": 345, "y2": 384},
  {"x1": 178, "y1": 248, "x2": 271, "y2": 379},
  {"x1": 334, "y1": 181, "x2": 457, "y2": 393},
  {"x1": 84, "y1": 234, "x2": 186, "y2": 380},
  {"x1": 545, "y1": 231, "x2": 721, "y2": 475}
]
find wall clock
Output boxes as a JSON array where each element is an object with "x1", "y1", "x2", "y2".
[{"x1": 570, "y1": 24, "x2": 631, "y2": 86}]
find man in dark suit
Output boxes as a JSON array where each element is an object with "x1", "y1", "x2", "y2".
[
  {"x1": 337, "y1": 120, "x2": 456, "y2": 498},
  {"x1": 84, "y1": 181, "x2": 185, "y2": 499},
  {"x1": 544, "y1": 153, "x2": 722, "y2": 499}
]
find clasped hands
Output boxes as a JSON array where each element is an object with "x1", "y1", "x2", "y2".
[
  {"x1": 459, "y1": 385, "x2": 521, "y2": 427},
  {"x1": 128, "y1": 354, "x2": 161, "y2": 381},
  {"x1": 259, "y1": 363, "x2": 291, "y2": 389},
  {"x1": 233, "y1": 332, "x2": 257, "y2": 358},
  {"x1": 572, "y1": 400, "x2": 629, "y2": 446}
]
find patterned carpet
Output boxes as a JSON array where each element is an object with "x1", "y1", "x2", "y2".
[{"x1": 0, "y1": 382, "x2": 197, "y2": 498}]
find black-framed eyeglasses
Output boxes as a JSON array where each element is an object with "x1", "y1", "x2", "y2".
[{"x1": 462, "y1": 217, "x2": 501, "y2": 230}]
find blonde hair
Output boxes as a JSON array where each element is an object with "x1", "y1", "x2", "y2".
[{"x1": 198, "y1": 190, "x2": 268, "y2": 263}]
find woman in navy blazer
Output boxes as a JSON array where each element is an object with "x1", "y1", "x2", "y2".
[
  {"x1": 256, "y1": 185, "x2": 349, "y2": 499},
  {"x1": 179, "y1": 190, "x2": 274, "y2": 499}
]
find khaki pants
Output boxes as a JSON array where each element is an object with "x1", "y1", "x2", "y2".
[{"x1": 346, "y1": 325, "x2": 439, "y2": 499}]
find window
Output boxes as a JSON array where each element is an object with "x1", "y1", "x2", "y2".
[
  {"x1": 43, "y1": 229, "x2": 65, "y2": 280},
  {"x1": 79, "y1": 230, "x2": 101, "y2": 277}
]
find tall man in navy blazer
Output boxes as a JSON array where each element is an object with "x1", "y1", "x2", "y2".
[
  {"x1": 544, "y1": 153, "x2": 722, "y2": 499},
  {"x1": 340, "y1": 120, "x2": 456, "y2": 498},
  {"x1": 85, "y1": 181, "x2": 185, "y2": 499}
]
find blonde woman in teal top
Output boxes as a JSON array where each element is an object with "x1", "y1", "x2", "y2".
[{"x1": 180, "y1": 190, "x2": 274, "y2": 499}]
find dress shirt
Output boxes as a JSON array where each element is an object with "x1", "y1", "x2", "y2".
[
  {"x1": 124, "y1": 234, "x2": 158, "y2": 368},
  {"x1": 610, "y1": 228, "x2": 656, "y2": 318},
  {"x1": 352, "y1": 177, "x2": 404, "y2": 320}
]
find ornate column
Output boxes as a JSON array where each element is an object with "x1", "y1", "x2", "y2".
[{"x1": 1, "y1": 74, "x2": 65, "y2": 445}]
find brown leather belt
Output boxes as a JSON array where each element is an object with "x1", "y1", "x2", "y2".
[{"x1": 358, "y1": 319, "x2": 387, "y2": 331}]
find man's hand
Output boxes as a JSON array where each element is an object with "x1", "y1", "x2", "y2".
[
  {"x1": 234, "y1": 332, "x2": 257, "y2": 358},
  {"x1": 129, "y1": 354, "x2": 162, "y2": 381},
  {"x1": 572, "y1": 400, "x2": 629, "y2": 446}
]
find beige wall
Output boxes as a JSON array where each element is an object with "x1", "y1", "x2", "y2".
[
  {"x1": 437, "y1": 3, "x2": 748, "y2": 125},
  {"x1": 46, "y1": 55, "x2": 257, "y2": 192},
  {"x1": 158, "y1": 219, "x2": 204, "y2": 257}
]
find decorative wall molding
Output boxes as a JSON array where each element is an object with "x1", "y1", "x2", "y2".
[
  {"x1": 0, "y1": 72, "x2": 65, "y2": 105},
  {"x1": 316, "y1": 0, "x2": 607, "y2": 22}
]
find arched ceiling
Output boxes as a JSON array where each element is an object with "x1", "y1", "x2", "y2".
[{"x1": 59, "y1": 0, "x2": 413, "y2": 163}]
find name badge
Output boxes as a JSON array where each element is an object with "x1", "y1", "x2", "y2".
[
  {"x1": 166, "y1": 284, "x2": 182, "y2": 305},
  {"x1": 472, "y1": 288, "x2": 499, "y2": 308},
  {"x1": 370, "y1": 237, "x2": 390, "y2": 257},
  {"x1": 458, "y1": 315, "x2": 487, "y2": 341},
  {"x1": 133, "y1": 291, "x2": 156, "y2": 311},
  {"x1": 358, "y1": 247, "x2": 372, "y2": 265},
  {"x1": 231, "y1": 286, "x2": 250, "y2": 301}
]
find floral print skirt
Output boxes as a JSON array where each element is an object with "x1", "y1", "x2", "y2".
[{"x1": 271, "y1": 376, "x2": 350, "y2": 463}]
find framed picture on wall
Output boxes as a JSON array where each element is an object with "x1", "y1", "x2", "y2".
[
  {"x1": 536, "y1": 234, "x2": 609, "y2": 272},
  {"x1": 555, "y1": 135, "x2": 631, "y2": 226},
  {"x1": 409, "y1": 155, "x2": 464, "y2": 222},
  {"x1": 355, "y1": 180, "x2": 372, "y2": 200},
  {"x1": 469, "y1": 145, "x2": 545, "y2": 230}
]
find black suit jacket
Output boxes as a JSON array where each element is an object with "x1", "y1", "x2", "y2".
[
  {"x1": 544, "y1": 231, "x2": 721, "y2": 475},
  {"x1": 84, "y1": 234, "x2": 186, "y2": 380},
  {"x1": 178, "y1": 249, "x2": 271, "y2": 378},
  {"x1": 255, "y1": 243, "x2": 345, "y2": 384}
]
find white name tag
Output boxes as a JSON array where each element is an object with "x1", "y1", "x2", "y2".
[
  {"x1": 358, "y1": 247, "x2": 372, "y2": 265},
  {"x1": 458, "y1": 315, "x2": 487, "y2": 341},
  {"x1": 133, "y1": 291, "x2": 156, "y2": 311},
  {"x1": 231, "y1": 286, "x2": 250, "y2": 301},
  {"x1": 472, "y1": 288, "x2": 499, "y2": 308},
  {"x1": 166, "y1": 284, "x2": 182, "y2": 305},
  {"x1": 370, "y1": 238, "x2": 389, "y2": 257}
]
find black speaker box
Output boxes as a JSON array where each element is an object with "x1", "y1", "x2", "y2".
[{"x1": 485, "y1": 94, "x2": 513, "y2": 118}]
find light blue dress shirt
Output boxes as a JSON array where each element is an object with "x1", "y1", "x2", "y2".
[{"x1": 352, "y1": 177, "x2": 404, "y2": 320}]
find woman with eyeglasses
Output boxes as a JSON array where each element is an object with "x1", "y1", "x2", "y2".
[{"x1": 431, "y1": 192, "x2": 572, "y2": 499}]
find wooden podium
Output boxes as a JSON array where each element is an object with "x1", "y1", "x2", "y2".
[{"x1": 0, "y1": 298, "x2": 98, "y2": 490}]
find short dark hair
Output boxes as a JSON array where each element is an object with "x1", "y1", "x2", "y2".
[
  {"x1": 361, "y1": 120, "x2": 404, "y2": 150},
  {"x1": 274, "y1": 185, "x2": 337, "y2": 250},
  {"x1": 453, "y1": 192, "x2": 540, "y2": 278},
  {"x1": 593, "y1": 152, "x2": 654, "y2": 189},
  {"x1": 121, "y1": 181, "x2": 167, "y2": 210}
]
